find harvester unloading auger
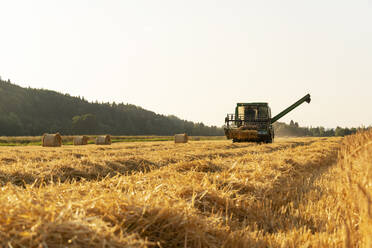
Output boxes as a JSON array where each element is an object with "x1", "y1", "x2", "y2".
[{"x1": 224, "y1": 94, "x2": 311, "y2": 143}]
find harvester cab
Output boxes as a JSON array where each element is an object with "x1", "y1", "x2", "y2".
[{"x1": 224, "y1": 94, "x2": 311, "y2": 143}]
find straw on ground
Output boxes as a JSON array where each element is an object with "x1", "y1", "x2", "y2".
[{"x1": 0, "y1": 134, "x2": 370, "y2": 247}]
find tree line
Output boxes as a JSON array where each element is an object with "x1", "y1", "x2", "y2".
[
  {"x1": 0, "y1": 78, "x2": 223, "y2": 136},
  {"x1": 273, "y1": 120, "x2": 370, "y2": 137}
]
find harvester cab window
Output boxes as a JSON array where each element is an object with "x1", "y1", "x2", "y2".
[
  {"x1": 245, "y1": 106, "x2": 257, "y2": 120},
  {"x1": 238, "y1": 106, "x2": 245, "y2": 120},
  {"x1": 258, "y1": 106, "x2": 268, "y2": 119}
]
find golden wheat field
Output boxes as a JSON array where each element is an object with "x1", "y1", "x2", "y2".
[{"x1": 0, "y1": 133, "x2": 371, "y2": 248}]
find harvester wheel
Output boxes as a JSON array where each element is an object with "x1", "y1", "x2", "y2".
[{"x1": 265, "y1": 136, "x2": 273, "y2": 144}]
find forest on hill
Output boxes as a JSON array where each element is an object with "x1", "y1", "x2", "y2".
[{"x1": 0, "y1": 78, "x2": 223, "y2": 136}]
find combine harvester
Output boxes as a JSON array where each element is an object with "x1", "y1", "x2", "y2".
[{"x1": 224, "y1": 94, "x2": 311, "y2": 143}]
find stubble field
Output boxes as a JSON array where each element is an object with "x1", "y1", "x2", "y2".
[{"x1": 0, "y1": 134, "x2": 370, "y2": 247}]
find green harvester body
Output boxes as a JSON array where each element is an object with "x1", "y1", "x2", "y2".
[{"x1": 224, "y1": 94, "x2": 311, "y2": 143}]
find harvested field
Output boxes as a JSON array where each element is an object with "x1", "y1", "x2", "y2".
[{"x1": 0, "y1": 135, "x2": 370, "y2": 247}]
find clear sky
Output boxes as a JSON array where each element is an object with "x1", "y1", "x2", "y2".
[{"x1": 0, "y1": 0, "x2": 371, "y2": 128}]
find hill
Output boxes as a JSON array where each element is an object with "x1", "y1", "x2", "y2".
[{"x1": 0, "y1": 78, "x2": 223, "y2": 136}]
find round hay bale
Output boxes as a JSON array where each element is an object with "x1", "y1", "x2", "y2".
[
  {"x1": 42, "y1": 133, "x2": 62, "y2": 147},
  {"x1": 174, "y1": 133, "x2": 188, "y2": 143},
  {"x1": 95, "y1": 135, "x2": 111, "y2": 145},
  {"x1": 73, "y1": 136, "x2": 89, "y2": 145}
]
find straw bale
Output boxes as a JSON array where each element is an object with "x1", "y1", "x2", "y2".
[
  {"x1": 95, "y1": 135, "x2": 111, "y2": 145},
  {"x1": 73, "y1": 136, "x2": 89, "y2": 145},
  {"x1": 42, "y1": 133, "x2": 62, "y2": 147},
  {"x1": 174, "y1": 133, "x2": 188, "y2": 143}
]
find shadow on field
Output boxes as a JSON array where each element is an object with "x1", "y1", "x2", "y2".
[
  {"x1": 0, "y1": 171, "x2": 36, "y2": 187},
  {"x1": 2, "y1": 220, "x2": 142, "y2": 247},
  {"x1": 0, "y1": 158, "x2": 160, "y2": 187}
]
